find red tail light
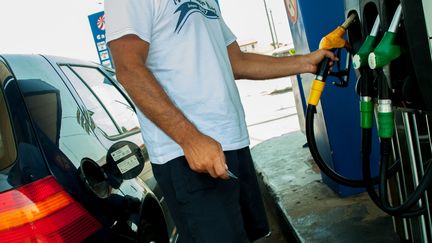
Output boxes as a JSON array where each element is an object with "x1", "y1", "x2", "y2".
[{"x1": 0, "y1": 176, "x2": 101, "y2": 242}]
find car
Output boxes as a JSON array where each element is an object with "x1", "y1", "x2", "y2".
[{"x1": 0, "y1": 54, "x2": 176, "y2": 242}]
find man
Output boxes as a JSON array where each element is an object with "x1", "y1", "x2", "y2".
[{"x1": 105, "y1": 0, "x2": 336, "y2": 242}]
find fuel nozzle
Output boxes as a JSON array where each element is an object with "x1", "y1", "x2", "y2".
[
  {"x1": 308, "y1": 13, "x2": 357, "y2": 106},
  {"x1": 353, "y1": 16, "x2": 380, "y2": 69},
  {"x1": 319, "y1": 13, "x2": 356, "y2": 50},
  {"x1": 355, "y1": 16, "x2": 380, "y2": 129},
  {"x1": 368, "y1": 4, "x2": 402, "y2": 69}
]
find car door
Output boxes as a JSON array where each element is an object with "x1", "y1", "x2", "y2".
[
  {"x1": 57, "y1": 62, "x2": 171, "y2": 241},
  {"x1": 57, "y1": 62, "x2": 161, "y2": 194}
]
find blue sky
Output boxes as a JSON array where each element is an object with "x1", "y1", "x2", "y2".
[{"x1": 0, "y1": 0, "x2": 292, "y2": 62}]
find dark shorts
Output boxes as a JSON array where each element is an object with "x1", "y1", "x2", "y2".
[{"x1": 151, "y1": 147, "x2": 270, "y2": 243}]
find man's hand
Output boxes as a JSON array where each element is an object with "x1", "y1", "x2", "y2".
[
  {"x1": 180, "y1": 132, "x2": 229, "y2": 180},
  {"x1": 301, "y1": 49, "x2": 339, "y2": 74}
]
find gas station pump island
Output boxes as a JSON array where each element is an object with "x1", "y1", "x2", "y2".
[{"x1": 286, "y1": 0, "x2": 432, "y2": 241}]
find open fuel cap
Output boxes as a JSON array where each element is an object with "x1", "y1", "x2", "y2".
[{"x1": 104, "y1": 141, "x2": 146, "y2": 188}]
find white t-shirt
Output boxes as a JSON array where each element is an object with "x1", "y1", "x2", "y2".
[{"x1": 105, "y1": 0, "x2": 249, "y2": 164}]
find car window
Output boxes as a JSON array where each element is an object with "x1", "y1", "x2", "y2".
[
  {"x1": 0, "y1": 62, "x2": 17, "y2": 170},
  {"x1": 60, "y1": 66, "x2": 118, "y2": 137},
  {"x1": 64, "y1": 66, "x2": 140, "y2": 136},
  {"x1": 71, "y1": 66, "x2": 140, "y2": 134}
]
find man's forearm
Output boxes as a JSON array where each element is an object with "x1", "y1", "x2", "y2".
[
  {"x1": 116, "y1": 63, "x2": 200, "y2": 146},
  {"x1": 227, "y1": 41, "x2": 336, "y2": 80},
  {"x1": 231, "y1": 52, "x2": 311, "y2": 80}
]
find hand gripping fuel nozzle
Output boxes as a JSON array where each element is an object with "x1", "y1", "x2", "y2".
[{"x1": 308, "y1": 13, "x2": 357, "y2": 106}]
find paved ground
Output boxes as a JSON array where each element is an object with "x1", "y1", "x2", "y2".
[{"x1": 254, "y1": 168, "x2": 296, "y2": 243}]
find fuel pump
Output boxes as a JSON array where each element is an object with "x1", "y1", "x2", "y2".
[
  {"x1": 365, "y1": 4, "x2": 432, "y2": 217},
  {"x1": 352, "y1": 9, "x2": 426, "y2": 217},
  {"x1": 306, "y1": 4, "x2": 432, "y2": 217},
  {"x1": 305, "y1": 13, "x2": 398, "y2": 189},
  {"x1": 305, "y1": 13, "x2": 383, "y2": 188}
]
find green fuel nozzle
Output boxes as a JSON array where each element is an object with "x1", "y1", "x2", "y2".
[
  {"x1": 368, "y1": 32, "x2": 401, "y2": 69},
  {"x1": 356, "y1": 16, "x2": 380, "y2": 128},
  {"x1": 368, "y1": 4, "x2": 402, "y2": 69},
  {"x1": 353, "y1": 16, "x2": 380, "y2": 69}
]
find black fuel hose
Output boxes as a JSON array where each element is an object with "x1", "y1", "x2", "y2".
[
  {"x1": 379, "y1": 138, "x2": 430, "y2": 215},
  {"x1": 362, "y1": 129, "x2": 426, "y2": 217},
  {"x1": 306, "y1": 105, "x2": 399, "y2": 187}
]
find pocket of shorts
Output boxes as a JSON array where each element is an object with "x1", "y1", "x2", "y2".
[
  {"x1": 170, "y1": 158, "x2": 218, "y2": 203},
  {"x1": 185, "y1": 170, "x2": 217, "y2": 193}
]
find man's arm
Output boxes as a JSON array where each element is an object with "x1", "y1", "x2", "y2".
[
  {"x1": 227, "y1": 41, "x2": 337, "y2": 80},
  {"x1": 109, "y1": 35, "x2": 229, "y2": 179}
]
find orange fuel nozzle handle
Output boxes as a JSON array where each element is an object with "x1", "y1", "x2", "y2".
[
  {"x1": 319, "y1": 13, "x2": 356, "y2": 50},
  {"x1": 319, "y1": 27, "x2": 350, "y2": 50}
]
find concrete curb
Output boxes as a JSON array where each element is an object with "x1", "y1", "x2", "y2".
[{"x1": 251, "y1": 131, "x2": 399, "y2": 243}]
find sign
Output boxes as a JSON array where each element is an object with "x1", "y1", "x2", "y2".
[
  {"x1": 285, "y1": 0, "x2": 298, "y2": 24},
  {"x1": 88, "y1": 11, "x2": 113, "y2": 68}
]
